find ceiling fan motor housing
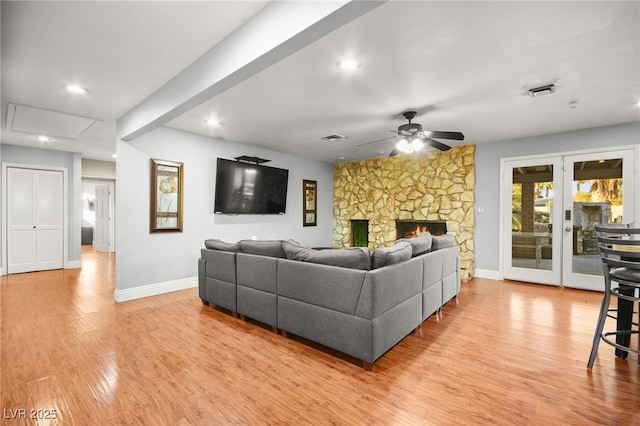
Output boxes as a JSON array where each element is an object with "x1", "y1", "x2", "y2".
[{"x1": 398, "y1": 122, "x2": 423, "y2": 135}]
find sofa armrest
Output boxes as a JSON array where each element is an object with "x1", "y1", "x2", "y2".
[
  {"x1": 198, "y1": 258, "x2": 207, "y2": 300},
  {"x1": 355, "y1": 258, "x2": 423, "y2": 320},
  {"x1": 201, "y1": 249, "x2": 237, "y2": 283}
]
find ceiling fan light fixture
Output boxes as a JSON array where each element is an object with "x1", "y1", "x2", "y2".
[
  {"x1": 396, "y1": 138, "x2": 409, "y2": 152},
  {"x1": 411, "y1": 138, "x2": 423, "y2": 151}
]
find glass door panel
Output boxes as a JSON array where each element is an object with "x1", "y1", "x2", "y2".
[
  {"x1": 562, "y1": 150, "x2": 635, "y2": 290},
  {"x1": 503, "y1": 157, "x2": 563, "y2": 285}
]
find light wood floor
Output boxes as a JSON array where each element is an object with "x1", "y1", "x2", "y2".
[{"x1": 1, "y1": 247, "x2": 638, "y2": 425}]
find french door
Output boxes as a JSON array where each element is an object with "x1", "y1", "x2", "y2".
[{"x1": 503, "y1": 149, "x2": 636, "y2": 290}]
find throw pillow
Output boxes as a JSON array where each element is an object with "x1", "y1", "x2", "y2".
[
  {"x1": 239, "y1": 239, "x2": 286, "y2": 258},
  {"x1": 371, "y1": 241, "x2": 412, "y2": 269},
  {"x1": 204, "y1": 238, "x2": 240, "y2": 252},
  {"x1": 282, "y1": 240, "x2": 371, "y2": 270},
  {"x1": 396, "y1": 232, "x2": 432, "y2": 256},
  {"x1": 282, "y1": 239, "x2": 312, "y2": 259},
  {"x1": 432, "y1": 234, "x2": 455, "y2": 251}
]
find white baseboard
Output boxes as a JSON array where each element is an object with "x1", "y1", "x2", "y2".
[
  {"x1": 66, "y1": 260, "x2": 82, "y2": 269},
  {"x1": 114, "y1": 276, "x2": 198, "y2": 303},
  {"x1": 1, "y1": 263, "x2": 80, "y2": 275},
  {"x1": 474, "y1": 268, "x2": 502, "y2": 281}
]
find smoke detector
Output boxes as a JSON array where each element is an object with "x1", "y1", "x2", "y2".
[{"x1": 527, "y1": 83, "x2": 556, "y2": 97}]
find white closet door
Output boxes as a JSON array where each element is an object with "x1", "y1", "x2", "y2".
[
  {"x1": 7, "y1": 168, "x2": 37, "y2": 273},
  {"x1": 7, "y1": 168, "x2": 63, "y2": 273},
  {"x1": 35, "y1": 170, "x2": 64, "y2": 270}
]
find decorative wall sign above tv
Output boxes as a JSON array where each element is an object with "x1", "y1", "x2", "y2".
[
  {"x1": 303, "y1": 180, "x2": 317, "y2": 226},
  {"x1": 214, "y1": 158, "x2": 289, "y2": 214},
  {"x1": 150, "y1": 158, "x2": 184, "y2": 233}
]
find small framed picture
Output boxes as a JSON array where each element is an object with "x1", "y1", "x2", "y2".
[
  {"x1": 303, "y1": 180, "x2": 317, "y2": 227},
  {"x1": 150, "y1": 158, "x2": 184, "y2": 233}
]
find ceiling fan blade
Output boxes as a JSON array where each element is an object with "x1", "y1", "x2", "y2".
[
  {"x1": 389, "y1": 147, "x2": 401, "y2": 156},
  {"x1": 424, "y1": 138, "x2": 451, "y2": 151},
  {"x1": 422, "y1": 130, "x2": 464, "y2": 141},
  {"x1": 357, "y1": 135, "x2": 395, "y2": 147}
]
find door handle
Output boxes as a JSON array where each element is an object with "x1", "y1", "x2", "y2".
[{"x1": 565, "y1": 227, "x2": 571, "y2": 232}]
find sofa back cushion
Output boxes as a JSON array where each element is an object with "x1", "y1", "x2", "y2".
[
  {"x1": 239, "y1": 239, "x2": 286, "y2": 258},
  {"x1": 432, "y1": 234, "x2": 455, "y2": 251},
  {"x1": 396, "y1": 232, "x2": 432, "y2": 257},
  {"x1": 282, "y1": 240, "x2": 371, "y2": 270},
  {"x1": 371, "y1": 241, "x2": 412, "y2": 269},
  {"x1": 204, "y1": 238, "x2": 240, "y2": 252}
]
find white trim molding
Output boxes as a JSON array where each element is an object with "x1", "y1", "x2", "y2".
[
  {"x1": 474, "y1": 269, "x2": 502, "y2": 281},
  {"x1": 114, "y1": 276, "x2": 198, "y2": 303},
  {"x1": 66, "y1": 260, "x2": 83, "y2": 269}
]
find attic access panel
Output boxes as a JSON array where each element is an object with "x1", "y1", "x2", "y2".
[{"x1": 6, "y1": 103, "x2": 102, "y2": 140}]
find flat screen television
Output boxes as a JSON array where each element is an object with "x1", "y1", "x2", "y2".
[{"x1": 214, "y1": 158, "x2": 289, "y2": 214}]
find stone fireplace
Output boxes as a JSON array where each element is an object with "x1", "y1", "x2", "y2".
[
  {"x1": 396, "y1": 220, "x2": 447, "y2": 238},
  {"x1": 333, "y1": 145, "x2": 475, "y2": 282}
]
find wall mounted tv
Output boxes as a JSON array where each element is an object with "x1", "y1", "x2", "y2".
[{"x1": 214, "y1": 158, "x2": 289, "y2": 214}]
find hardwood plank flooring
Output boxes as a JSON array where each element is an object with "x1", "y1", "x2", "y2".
[{"x1": 1, "y1": 246, "x2": 638, "y2": 425}]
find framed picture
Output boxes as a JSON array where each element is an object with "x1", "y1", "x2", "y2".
[
  {"x1": 303, "y1": 180, "x2": 317, "y2": 226},
  {"x1": 150, "y1": 158, "x2": 184, "y2": 233}
]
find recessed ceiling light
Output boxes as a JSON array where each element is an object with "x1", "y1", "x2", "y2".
[
  {"x1": 66, "y1": 84, "x2": 88, "y2": 94},
  {"x1": 36, "y1": 135, "x2": 51, "y2": 142},
  {"x1": 205, "y1": 118, "x2": 220, "y2": 127},
  {"x1": 112, "y1": 154, "x2": 117, "y2": 159},
  {"x1": 338, "y1": 58, "x2": 361, "y2": 71}
]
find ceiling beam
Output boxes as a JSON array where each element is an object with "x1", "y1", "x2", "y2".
[{"x1": 116, "y1": 0, "x2": 385, "y2": 141}]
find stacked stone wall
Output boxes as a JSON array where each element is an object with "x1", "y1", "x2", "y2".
[{"x1": 333, "y1": 145, "x2": 475, "y2": 282}]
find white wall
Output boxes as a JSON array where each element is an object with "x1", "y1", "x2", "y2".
[
  {"x1": 0, "y1": 144, "x2": 83, "y2": 272},
  {"x1": 81, "y1": 158, "x2": 116, "y2": 179},
  {"x1": 474, "y1": 122, "x2": 640, "y2": 277},
  {"x1": 114, "y1": 126, "x2": 334, "y2": 300}
]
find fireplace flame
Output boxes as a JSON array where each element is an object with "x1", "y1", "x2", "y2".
[{"x1": 406, "y1": 225, "x2": 427, "y2": 238}]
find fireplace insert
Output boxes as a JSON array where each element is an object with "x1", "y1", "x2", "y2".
[{"x1": 396, "y1": 220, "x2": 447, "y2": 238}]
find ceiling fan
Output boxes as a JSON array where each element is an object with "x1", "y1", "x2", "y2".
[{"x1": 359, "y1": 111, "x2": 464, "y2": 156}]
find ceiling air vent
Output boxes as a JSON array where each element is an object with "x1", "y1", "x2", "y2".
[
  {"x1": 322, "y1": 134, "x2": 345, "y2": 141},
  {"x1": 527, "y1": 83, "x2": 556, "y2": 98}
]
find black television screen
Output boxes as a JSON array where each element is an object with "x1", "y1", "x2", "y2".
[{"x1": 214, "y1": 158, "x2": 289, "y2": 214}]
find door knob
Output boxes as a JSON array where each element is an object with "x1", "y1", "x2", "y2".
[{"x1": 565, "y1": 227, "x2": 571, "y2": 232}]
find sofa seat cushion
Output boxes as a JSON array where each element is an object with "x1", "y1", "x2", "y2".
[
  {"x1": 396, "y1": 233, "x2": 432, "y2": 257},
  {"x1": 371, "y1": 241, "x2": 412, "y2": 269},
  {"x1": 204, "y1": 238, "x2": 240, "y2": 252},
  {"x1": 282, "y1": 240, "x2": 370, "y2": 270},
  {"x1": 432, "y1": 234, "x2": 455, "y2": 251},
  {"x1": 239, "y1": 239, "x2": 286, "y2": 258}
]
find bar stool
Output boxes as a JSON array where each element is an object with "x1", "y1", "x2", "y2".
[{"x1": 587, "y1": 224, "x2": 640, "y2": 369}]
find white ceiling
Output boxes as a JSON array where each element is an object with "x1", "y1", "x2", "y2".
[{"x1": 2, "y1": 1, "x2": 639, "y2": 163}]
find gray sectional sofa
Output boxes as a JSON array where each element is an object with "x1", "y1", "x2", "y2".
[{"x1": 198, "y1": 234, "x2": 460, "y2": 369}]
